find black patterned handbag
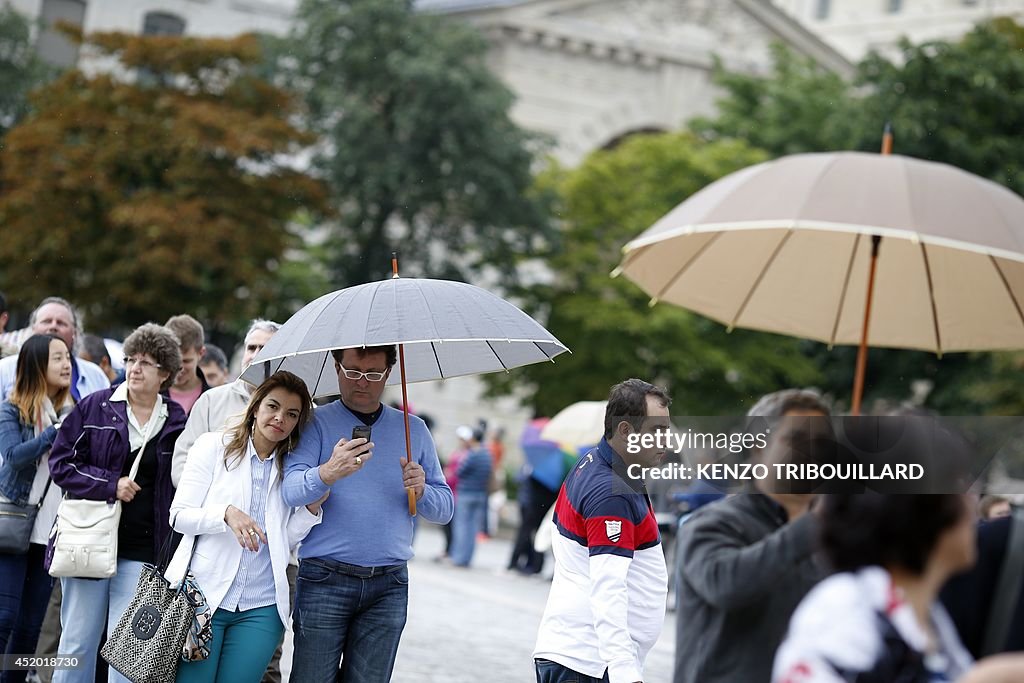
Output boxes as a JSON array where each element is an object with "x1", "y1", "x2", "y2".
[{"x1": 101, "y1": 534, "x2": 208, "y2": 683}]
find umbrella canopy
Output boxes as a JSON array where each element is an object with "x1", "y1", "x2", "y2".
[
  {"x1": 617, "y1": 151, "x2": 1024, "y2": 354},
  {"x1": 540, "y1": 401, "x2": 607, "y2": 456},
  {"x1": 241, "y1": 277, "x2": 569, "y2": 398}
]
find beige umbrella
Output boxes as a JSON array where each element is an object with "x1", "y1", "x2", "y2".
[
  {"x1": 539, "y1": 400, "x2": 607, "y2": 455},
  {"x1": 615, "y1": 147, "x2": 1024, "y2": 413}
]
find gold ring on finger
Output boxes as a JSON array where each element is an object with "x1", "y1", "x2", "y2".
[{"x1": 355, "y1": 456, "x2": 363, "y2": 465}]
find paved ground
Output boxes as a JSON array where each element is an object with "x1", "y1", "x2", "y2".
[
  {"x1": 280, "y1": 523, "x2": 676, "y2": 682},
  {"x1": 392, "y1": 523, "x2": 676, "y2": 682}
]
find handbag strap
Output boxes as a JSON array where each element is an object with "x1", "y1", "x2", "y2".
[
  {"x1": 126, "y1": 397, "x2": 162, "y2": 482},
  {"x1": 34, "y1": 476, "x2": 53, "y2": 510},
  {"x1": 982, "y1": 507, "x2": 1024, "y2": 656}
]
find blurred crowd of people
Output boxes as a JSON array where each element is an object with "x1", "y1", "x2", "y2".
[{"x1": 1, "y1": 290, "x2": 1024, "y2": 683}]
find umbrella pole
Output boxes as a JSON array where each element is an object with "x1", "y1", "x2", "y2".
[
  {"x1": 392, "y1": 253, "x2": 418, "y2": 517},
  {"x1": 852, "y1": 126, "x2": 894, "y2": 415},
  {"x1": 398, "y1": 343, "x2": 418, "y2": 516},
  {"x1": 851, "y1": 236, "x2": 881, "y2": 415}
]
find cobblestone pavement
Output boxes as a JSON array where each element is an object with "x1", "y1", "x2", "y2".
[{"x1": 391, "y1": 523, "x2": 676, "y2": 682}]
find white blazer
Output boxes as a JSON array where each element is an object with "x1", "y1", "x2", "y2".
[{"x1": 165, "y1": 430, "x2": 322, "y2": 628}]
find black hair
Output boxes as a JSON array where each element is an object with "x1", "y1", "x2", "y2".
[
  {"x1": 821, "y1": 494, "x2": 967, "y2": 575},
  {"x1": 603, "y1": 378, "x2": 671, "y2": 440},
  {"x1": 200, "y1": 343, "x2": 229, "y2": 371},
  {"x1": 81, "y1": 334, "x2": 111, "y2": 365},
  {"x1": 331, "y1": 345, "x2": 398, "y2": 368}
]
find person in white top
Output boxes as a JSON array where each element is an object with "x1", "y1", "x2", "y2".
[
  {"x1": 0, "y1": 334, "x2": 74, "y2": 682},
  {"x1": 167, "y1": 371, "x2": 326, "y2": 683},
  {"x1": 774, "y1": 488, "x2": 1024, "y2": 683}
]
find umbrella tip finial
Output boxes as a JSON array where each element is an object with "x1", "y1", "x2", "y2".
[
  {"x1": 881, "y1": 122, "x2": 894, "y2": 155},
  {"x1": 648, "y1": 298, "x2": 659, "y2": 308},
  {"x1": 391, "y1": 253, "x2": 400, "y2": 279},
  {"x1": 610, "y1": 266, "x2": 623, "y2": 278}
]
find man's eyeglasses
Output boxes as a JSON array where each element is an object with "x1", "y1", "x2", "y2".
[
  {"x1": 124, "y1": 357, "x2": 162, "y2": 371},
  {"x1": 338, "y1": 364, "x2": 387, "y2": 382}
]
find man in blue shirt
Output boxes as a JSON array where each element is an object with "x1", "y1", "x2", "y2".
[{"x1": 283, "y1": 344, "x2": 453, "y2": 683}]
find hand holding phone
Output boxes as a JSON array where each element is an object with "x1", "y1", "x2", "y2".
[{"x1": 351, "y1": 425, "x2": 372, "y2": 455}]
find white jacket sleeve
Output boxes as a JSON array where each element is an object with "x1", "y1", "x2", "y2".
[
  {"x1": 589, "y1": 553, "x2": 643, "y2": 683},
  {"x1": 285, "y1": 504, "x2": 322, "y2": 552},
  {"x1": 170, "y1": 432, "x2": 231, "y2": 536}
]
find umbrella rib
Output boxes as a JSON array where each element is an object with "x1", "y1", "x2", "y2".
[
  {"x1": 534, "y1": 341, "x2": 557, "y2": 360},
  {"x1": 653, "y1": 233, "x2": 724, "y2": 302},
  {"x1": 919, "y1": 243, "x2": 943, "y2": 355},
  {"x1": 991, "y1": 256, "x2": 1024, "y2": 331},
  {"x1": 830, "y1": 233, "x2": 862, "y2": 348},
  {"x1": 430, "y1": 341, "x2": 443, "y2": 378},
  {"x1": 485, "y1": 340, "x2": 509, "y2": 372},
  {"x1": 311, "y1": 349, "x2": 330, "y2": 398},
  {"x1": 728, "y1": 229, "x2": 793, "y2": 329},
  {"x1": 613, "y1": 248, "x2": 643, "y2": 276}
]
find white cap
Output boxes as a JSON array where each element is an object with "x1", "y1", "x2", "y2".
[{"x1": 456, "y1": 425, "x2": 474, "y2": 441}]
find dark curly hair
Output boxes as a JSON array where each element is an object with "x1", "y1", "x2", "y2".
[{"x1": 123, "y1": 323, "x2": 183, "y2": 392}]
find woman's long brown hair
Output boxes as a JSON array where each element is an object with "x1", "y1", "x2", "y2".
[
  {"x1": 222, "y1": 371, "x2": 313, "y2": 476},
  {"x1": 9, "y1": 334, "x2": 72, "y2": 426}
]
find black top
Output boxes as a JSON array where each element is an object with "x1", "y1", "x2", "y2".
[
  {"x1": 118, "y1": 439, "x2": 159, "y2": 564},
  {"x1": 941, "y1": 516, "x2": 1024, "y2": 657},
  {"x1": 344, "y1": 402, "x2": 384, "y2": 427}
]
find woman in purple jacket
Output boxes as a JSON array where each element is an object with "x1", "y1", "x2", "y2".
[{"x1": 49, "y1": 324, "x2": 186, "y2": 683}]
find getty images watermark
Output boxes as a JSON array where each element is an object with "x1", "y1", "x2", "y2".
[
  {"x1": 623, "y1": 428, "x2": 924, "y2": 483},
  {"x1": 609, "y1": 416, "x2": 1024, "y2": 494}
]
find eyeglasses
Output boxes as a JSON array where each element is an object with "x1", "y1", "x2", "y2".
[
  {"x1": 338, "y1": 364, "x2": 387, "y2": 382},
  {"x1": 124, "y1": 356, "x2": 162, "y2": 371}
]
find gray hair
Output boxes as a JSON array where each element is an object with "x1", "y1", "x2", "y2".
[
  {"x1": 30, "y1": 297, "x2": 83, "y2": 354},
  {"x1": 746, "y1": 388, "x2": 831, "y2": 418},
  {"x1": 245, "y1": 319, "x2": 281, "y2": 342}
]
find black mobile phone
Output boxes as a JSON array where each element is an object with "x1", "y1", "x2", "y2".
[{"x1": 351, "y1": 425, "x2": 372, "y2": 454}]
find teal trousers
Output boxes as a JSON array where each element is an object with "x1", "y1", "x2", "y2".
[{"x1": 175, "y1": 605, "x2": 283, "y2": 683}]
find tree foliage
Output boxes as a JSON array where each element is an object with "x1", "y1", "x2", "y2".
[
  {"x1": 0, "y1": 31, "x2": 326, "y2": 334},
  {"x1": 279, "y1": 0, "x2": 552, "y2": 287},
  {"x1": 689, "y1": 19, "x2": 1024, "y2": 413},
  {"x1": 485, "y1": 132, "x2": 822, "y2": 416},
  {"x1": 0, "y1": 6, "x2": 53, "y2": 139}
]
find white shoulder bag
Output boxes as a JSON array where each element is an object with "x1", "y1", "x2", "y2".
[{"x1": 49, "y1": 408, "x2": 158, "y2": 579}]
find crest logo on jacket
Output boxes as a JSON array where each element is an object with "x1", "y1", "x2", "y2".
[{"x1": 605, "y1": 520, "x2": 622, "y2": 543}]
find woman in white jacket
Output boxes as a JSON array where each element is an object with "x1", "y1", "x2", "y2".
[{"x1": 166, "y1": 371, "x2": 327, "y2": 683}]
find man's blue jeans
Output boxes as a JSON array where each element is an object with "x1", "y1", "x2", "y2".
[
  {"x1": 450, "y1": 491, "x2": 488, "y2": 567},
  {"x1": 535, "y1": 659, "x2": 609, "y2": 683},
  {"x1": 291, "y1": 558, "x2": 408, "y2": 683}
]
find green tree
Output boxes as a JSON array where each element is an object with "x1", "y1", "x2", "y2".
[
  {"x1": 280, "y1": 0, "x2": 551, "y2": 287},
  {"x1": 486, "y1": 132, "x2": 822, "y2": 417},
  {"x1": 0, "y1": 6, "x2": 53, "y2": 142},
  {"x1": 691, "y1": 44, "x2": 859, "y2": 157},
  {"x1": 689, "y1": 20, "x2": 1024, "y2": 413},
  {"x1": 0, "y1": 31, "x2": 327, "y2": 334}
]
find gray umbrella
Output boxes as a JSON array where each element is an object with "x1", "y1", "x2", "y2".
[
  {"x1": 240, "y1": 277, "x2": 568, "y2": 394},
  {"x1": 240, "y1": 273, "x2": 569, "y2": 516}
]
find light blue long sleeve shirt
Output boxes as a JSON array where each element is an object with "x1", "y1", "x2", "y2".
[{"x1": 282, "y1": 401, "x2": 453, "y2": 566}]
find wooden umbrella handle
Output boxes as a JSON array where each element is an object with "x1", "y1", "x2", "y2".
[{"x1": 398, "y1": 341, "x2": 417, "y2": 517}]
